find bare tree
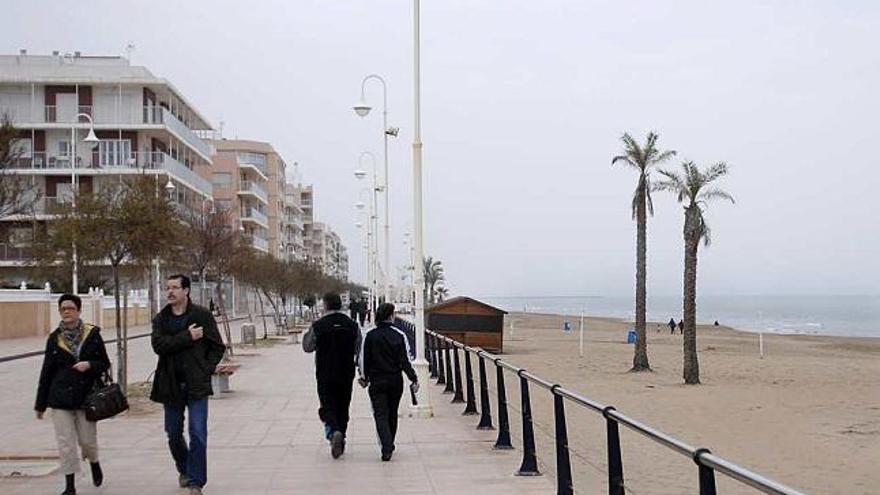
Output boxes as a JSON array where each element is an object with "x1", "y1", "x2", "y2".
[
  {"x1": 0, "y1": 116, "x2": 39, "y2": 232},
  {"x1": 34, "y1": 175, "x2": 180, "y2": 391}
]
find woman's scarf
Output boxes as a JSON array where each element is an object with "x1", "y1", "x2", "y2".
[{"x1": 59, "y1": 319, "x2": 85, "y2": 359}]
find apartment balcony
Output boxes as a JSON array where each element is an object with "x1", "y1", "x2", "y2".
[
  {"x1": 283, "y1": 213, "x2": 304, "y2": 230},
  {"x1": 0, "y1": 243, "x2": 32, "y2": 263},
  {"x1": 6, "y1": 103, "x2": 213, "y2": 161},
  {"x1": 238, "y1": 180, "x2": 269, "y2": 204},
  {"x1": 237, "y1": 158, "x2": 268, "y2": 180},
  {"x1": 241, "y1": 207, "x2": 269, "y2": 228},
  {"x1": 2, "y1": 151, "x2": 212, "y2": 197},
  {"x1": 251, "y1": 235, "x2": 269, "y2": 252}
]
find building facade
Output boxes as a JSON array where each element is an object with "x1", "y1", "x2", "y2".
[{"x1": 0, "y1": 52, "x2": 213, "y2": 275}]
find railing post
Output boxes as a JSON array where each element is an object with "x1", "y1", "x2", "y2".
[
  {"x1": 451, "y1": 345, "x2": 465, "y2": 403},
  {"x1": 694, "y1": 448, "x2": 717, "y2": 495},
  {"x1": 436, "y1": 335, "x2": 447, "y2": 385},
  {"x1": 603, "y1": 406, "x2": 625, "y2": 495},
  {"x1": 493, "y1": 359, "x2": 513, "y2": 449},
  {"x1": 443, "y1": 340, "x2": 455, "y2": 394},
  {"x1": 551, "y1": 385, "x2": 573, "y2": 495},
  {"x1": 515, "y1": 371, "x2": 541, "y2": 476},
  {"x1": 476, "y1": 355, "x2": 494, "y2": 430},
  {"x1": 428, "y1": 333, "x2": 438, "y2": 378},
  {"x1": 462, "y1": 348, "x2": 478, "y2": 415}
]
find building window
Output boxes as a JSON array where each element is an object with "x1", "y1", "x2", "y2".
[
  {"x1": 237, "y1": 152, "x2": 267, "y2": 168},
  {"x1": 212, "y1": 172, "x2": 232, "y2": 187},
  {"x1": 97, "y1": 139, "x2": 132, "y2": 167}
]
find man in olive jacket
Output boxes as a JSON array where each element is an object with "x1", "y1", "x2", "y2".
[{"x1": 150, "y1": 274, "x2": 225, "y2": 495}]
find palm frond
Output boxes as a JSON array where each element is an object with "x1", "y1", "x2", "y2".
[
  {"x1": 611, "y1": 155, "x2": 637, "y2": 169},
  {"x1": 646, "y1": 187, "x2": 655, "y2": 217},
  {"x1": 699, "y1": 188, "x2": 736, "y2": 205},
  {"x1": 652, "y1": 149, "x2": 677, "y2": 164},
  {"x1": 702, "y1": 162, "x2": 730, "y2": 184},
  {"x1": 700, "y1": 219, "x2": 712, "y2": 247}
]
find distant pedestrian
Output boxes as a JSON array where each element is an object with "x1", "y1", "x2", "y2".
[
  {"x1": 35, "y1": 293, "x2": 111, "y2": 495},
  {"x1": 357, "y1": 299, "x2": 367, "y2": 327},
  {"x1": 348, "y1": 298, "x2": 358, "y2": 321},
  {"x1": 362, "y1": 303, "x2": 419, "y2": 461},
  {"x1": 150, "y1": 274, "x2": 226, "y2": 495},
  {"x1": 678, "y1": 319, "x2": 684, "y2": 334},
  {"x1": 303, "y1": 292, "x2": 361, "y2": 459},
  {"x1": 668, "y1": 318, "x2": 676, "y2": 334}
]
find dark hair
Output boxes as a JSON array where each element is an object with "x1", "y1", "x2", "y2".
[
  {"x1": 323, "y1": 292, "x2": 342, "y2": 311},
  {"x1": 167, "y1": 274, "x2": 191, "y2": 291},
  {"x1": 376, "y1": 303, "x2": 395, "y2": 322},
  {"x1": 58, "y1": 293, "x2": 82, "y2": 311}
]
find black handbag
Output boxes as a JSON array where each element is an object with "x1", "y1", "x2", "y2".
[{"x1": 83, "y1": 371, "x2": 129, "y2": 422}]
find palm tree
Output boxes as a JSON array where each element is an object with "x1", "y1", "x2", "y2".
[
  {"x1": 655, "y1": 161, "x2": 735, "y2": 384},
  {"x1": 612, "y1": 132, "x2": 676, "y2": 371},
  {"x1": 435, "y1": 285, "x2": 449, "y2": 302},
  {"x1": 423, "y1": 256, "x2": 445, "y2": 304}
]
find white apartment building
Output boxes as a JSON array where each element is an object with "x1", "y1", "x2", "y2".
[
  {"x1": 282, "y1": 183, "x2": 306, "y2": 261},
  {"x1": 0, "y1": 52, "x2": 213, "y2": 269}
]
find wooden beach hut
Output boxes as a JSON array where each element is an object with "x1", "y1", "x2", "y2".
[{"x1": 426, "y1": 296, "x2": 507, "y2": 353}]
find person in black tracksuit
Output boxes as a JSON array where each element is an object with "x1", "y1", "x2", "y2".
[
  {"x1": 362, "y1": 303, "x2": 418, "y2": 461},
  {"x1": 302, "y1": 292, "x2": 361, "y2": 459}
]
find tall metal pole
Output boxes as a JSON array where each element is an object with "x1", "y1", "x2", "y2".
[
  {"x1": 70, "y1": 124, "x2": 78, "y2": 294},
  {"x1": 359, "y1": 75, "x2": 392, "y2": 304},
  {"x1": 410, "y1": 0, "x2": 432, "y2": 417}
]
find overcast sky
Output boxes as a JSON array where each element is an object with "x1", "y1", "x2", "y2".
[{"x1": 3, "y1": 1, "x2": 878, "y2": 297}]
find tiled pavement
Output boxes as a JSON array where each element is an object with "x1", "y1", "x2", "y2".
[{"x1": 0, "y1": 321, "x2": 553, "y2": 494}]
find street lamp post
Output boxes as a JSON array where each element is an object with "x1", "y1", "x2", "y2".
[
  {"x1": 353, "y1": 75, "x2": 396, "y2": 304},
  {"x1": 409, "y1": 0, "x2": 432, "y2": 416},
  {"x1": 70, "y1": 113, "x2": 99, "y2": 294},
  {"x1": 354, "y1": 151, "x2": 381, "y2": 310}
]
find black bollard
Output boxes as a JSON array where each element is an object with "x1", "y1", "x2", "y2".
[
  {"x1": 476, "y1": 355, "x2": 494, "y2": 430},
  {"x1": 694, "y1": 448, "x2": 717, "y2": 495},
  {"x1": 603, "y1": 406, "x2": 625, "y2": 495},
  {"x1": 552, "y1": 386, "x2": 573, "y2": 495},
  {"x1": 493, "y1": 360, "x2": 513, "y2": 449},
  {"x1": 443, "y1": 340, "x2": 455, "y2": 393},
  {"x1": 515, "y1": 372, "x2": 541, "y2": 476},
  {"x1": 462, "y1": 349, "x2": 478, "y2": 415},
  {"x1": 451, "y1": 345, "x2": 465, "y2": 403}
]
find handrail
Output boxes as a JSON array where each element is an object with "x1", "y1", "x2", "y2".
[{"x1": 422, "y1": 327, "x2": 808, "y2": 495}]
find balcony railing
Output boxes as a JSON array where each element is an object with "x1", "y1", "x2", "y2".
[
  {"x1": 238, "y1": 180, "x2": 269, "y2": 204},
  {"x1": 237, "y1": 157, "x2": 268, "y2": 178},
  {"x1": 241, "y1": 207, "x2": 268, "y2": 226},
  {"x1": 251, "y1": 235, "x2": 269, "y2": 252},
  {"x1": 161, "y1": 108, "x2": 214, "y2": 159},
  {"x1": 42, "y1": 105, "x2": 93, "y2": 123},
  {"x1": 0, "y1": 244, "x2": 32, "y2": 262},
  {"x1": 1, "y1": 151, "x2": 212, "y2": 197}
]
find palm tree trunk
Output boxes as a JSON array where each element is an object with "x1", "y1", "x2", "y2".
[
  {"x1": 633, "y1": 185, "x2": 650, "y2": 371},
  {"x1": 682, "y1": 208, "x2": 701, "y2": 384}
]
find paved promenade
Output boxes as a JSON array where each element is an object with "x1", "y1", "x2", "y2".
[{"x1": 0, "y1": 321, "x2": 552, "y2": 494}]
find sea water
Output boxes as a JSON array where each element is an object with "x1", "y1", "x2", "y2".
[{"x1": 480, "y1": 294, "x2": 880, "y2": 338}]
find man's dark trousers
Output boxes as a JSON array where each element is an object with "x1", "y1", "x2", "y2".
[
  {"x1": 368, "y1": 376, "x2": 403, "y2": 455},
  {"x1": 318, "y1": 379, "x2": 354, "y2": 436}
]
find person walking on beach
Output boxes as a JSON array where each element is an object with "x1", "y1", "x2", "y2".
[
  {"x1": 150, "y1": 274, "x2": 226, "y2": 495},
  {"x1": 35, "y1": 293, "x2": 111, "y2": 495},
  {"x1": 303, "y1": 292, "x2": 361, "y2": 459},
  {"x1": 361, "y1": 303, "x2": 419, "y2": 461},
  {"x1": 677, "y1": 319, "x2": 684, "y2": 334},
  {"x1": 668, "y1": 318, "x2": 676, "y2": 334}
]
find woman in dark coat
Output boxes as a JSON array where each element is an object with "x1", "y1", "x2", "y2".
[{"x1": 35, "y1": 293, "x2": 111, "y2": 495}]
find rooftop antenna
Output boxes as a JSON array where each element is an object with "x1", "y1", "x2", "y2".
[
  {"x1": 218, "y1": 119, "x2": 225, "y2": 139},
  {"x1": 125, "y1": 42, "x2": 135, "y2": 63}
]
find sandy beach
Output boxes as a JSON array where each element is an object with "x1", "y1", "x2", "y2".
[{"x1": 466, "y1": 312, "x2": 880, "y2": 494}]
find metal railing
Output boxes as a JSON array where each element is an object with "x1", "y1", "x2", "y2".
[
  {"x1": 0, "y1": 243, "x2": 32, "y2": 261},
  {"x1": 411, "y1": 325, "x2": 808, "y2": 495},
  {"x1": 238, "y1": 180, "x2": 269, "y2": 204},
  {"x1": 241, "y1": 206, "x2": 269, "y2": 226}
]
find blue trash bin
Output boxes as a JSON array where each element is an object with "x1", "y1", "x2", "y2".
[{"x1": 627, "y1": 329, "x2": 637, "y2": 344}]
